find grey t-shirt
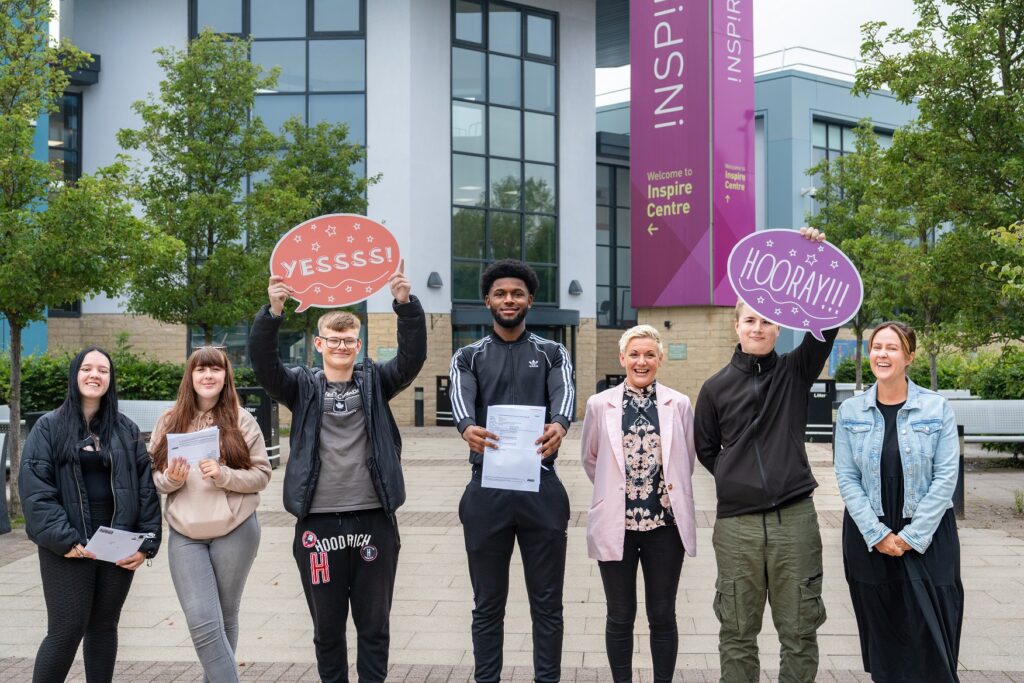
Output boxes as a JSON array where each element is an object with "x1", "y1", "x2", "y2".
[{"x1": 308, "y1": 380, "x2": 380, "y2": 513}]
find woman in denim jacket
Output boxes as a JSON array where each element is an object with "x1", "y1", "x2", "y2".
[{"x1": 834, "y1": 321, "x2": 962, "y2": 683}]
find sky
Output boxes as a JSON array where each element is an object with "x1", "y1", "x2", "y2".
[{"x1": 597, "y1": 0, "x2": 922, "y2": 106}]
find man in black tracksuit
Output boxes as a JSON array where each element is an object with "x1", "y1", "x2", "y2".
[
  {"x1": 695, "y1": 228, "x2": 837, "y2": 683},
  {"x1": 449, "y1": 259, "x2": 575, "y2": 683},
  {"x1": 249, "y1": 264, "x2": 425, "y2": 683}
]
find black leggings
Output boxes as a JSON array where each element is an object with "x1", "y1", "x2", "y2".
[
  {"x1": 597, "y1": 525, "x2": 685, "y2": 683},
  {"x1": 34, "y1": 547, "x2": 135, "y2": 683}
]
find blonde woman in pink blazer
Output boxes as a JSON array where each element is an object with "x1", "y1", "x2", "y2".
[{"x1": 581, "y1": 324, "x2": 698, "y2": 683}]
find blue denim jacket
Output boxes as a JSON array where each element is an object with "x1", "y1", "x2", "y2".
[{"x1": 834, "y1": 378, "x2": 958, "y2": 554}]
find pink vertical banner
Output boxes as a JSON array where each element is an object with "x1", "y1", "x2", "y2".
[
  {"x1": 629, "y1": 0, "x2": 754, "y2": 307},
  {"x1": 712, "y1": 0, "x2": 756, "y2": 305}
]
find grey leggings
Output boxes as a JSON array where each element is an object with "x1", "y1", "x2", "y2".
[{"x1": 168, "y1": 513, "x2": 260, "y2": 683}]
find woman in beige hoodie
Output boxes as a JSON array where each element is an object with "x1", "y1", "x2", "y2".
[{"x1": 151, "y1": 347, "x2": 271, "y2": 683}]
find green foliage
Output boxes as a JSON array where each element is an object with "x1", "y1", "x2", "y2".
[
  {"x1": 972, "y1": 347, "x2": 1024, "y2": 401},
  {"x1": 118, "y1": 30, "x2": 282, "y2": 343}
]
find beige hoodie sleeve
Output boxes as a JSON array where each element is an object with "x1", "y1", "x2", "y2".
[
  {"x1": 150, "y1": 409, "x2": 186, "y2": 495},
  {"x1": 213, "y1": 409, "x2": 272, "y2": 494}
]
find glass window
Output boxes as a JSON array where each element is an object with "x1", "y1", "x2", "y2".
[
  {"x1": 453, "y1": 48, "x2": 486, "y2": 101},
  {"x1": 596, "y1": 206, "x2": 610, "y2": 245},
  {"x1": 251, "y1": 0, "x2": 306, "y2": 37},
  {"x1": 489, "y1": 55, "x2": 521, "y2": 107},
  {"x1": 525, "y1": 214, "x2": 555, "y2": 262},
  {"x1": 489, "y1": 106, "x2": 520, "y2": 158},
  {"x1": 251, "y1": 41, "x2": 306, "y2": 92},
  {"x1": 620, "y1": 289, "x2": 636, "y2": 325},
  {"x1": 524, "y1": 111, "x2": 554, "y2": 163},
  {"x1": 196, "y1": 0, "x2": 241, "y2": 33},
  {"x1": 48, "y1": 93, "x2": 81, "y2": 182},
  {"x1": 490, "y1": 211, "x2": 520, "y2": 259},
  {"x1": 596, "y1": 285, "x2": 612, "y2": 324},
  {"x1": 533, "y1": 265, "x2": 556, "y2": 303},
  {"x1": 524, "y1": 61, "x2": 555, "y2": 112},
  {"x1": 615, "y1": 167, "x2": 630, "y2": 207},
  {"x1": 489, "y1": 4, "x2": 521, "y2": 55},
  {"x1": 309, "y1": 94, "x2": 364, "y2": 144},
  {"x1": 453, "y1": 208, "x2": 486, "y2": 258},
  {"x1": 453, "y1": 154, "x2": 486, "y2": 206},
  {"x1": 314, "y1": 0, "x2": 361, "y2": 32},
  {"x1": 455, "y1": 0, "x2": 484, "y2": 43},
  {"x1": 254, "y1": 94, "x2": 305, "y2": 133},
  {"x1": 596, "y1": 165, "x2": 611, "y2": 205},
  {"x1": 526, "y1": 14, "x2": 553, "y2": 58},
  {"x1": 616, "y1": 247, "x2": 631, "y2": 287},
  {"x1": 524, "y1": 163, "x2": 555, "y2": 213},
  {"x1": 309, "y1": 40, "x2": 365, "y2": 91},
  {"x1": 453, "y1": 101, "x2": 486, "y2": 154},
  {"x1": 597, "y1": 246, "x2": 610, "y2": 284},
  {"x1": 453, "y1": 261, "x2": 484, "y2": 300},
  {"x1": 616, "y1": 208, "x2": 630, "y2": 247},
  {"x1": 490, "y1": 158, "x2": 521, "y2": 209},
  {"x1": 812, "y1": 120, "x2": 827, "y2": 148}
]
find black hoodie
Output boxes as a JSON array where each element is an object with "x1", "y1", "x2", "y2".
[{"x1": 694, "y1": 328, "x2": 837, "y2": 518}]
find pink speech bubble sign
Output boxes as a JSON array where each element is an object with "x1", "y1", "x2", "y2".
[
  {"x1": 270, "y1": 214, "x2": 401, "y2": 312},
  {"x1": 726, "y1": 229, "x2": 863, "y2": 342}
]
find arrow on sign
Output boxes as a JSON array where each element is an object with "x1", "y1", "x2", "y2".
[
  {"x1": 647, "y1": 223, "x2": 658, "y2": 236},
  {"x1": 725, "y1": 195, "x2": 732, "y2": 203}
]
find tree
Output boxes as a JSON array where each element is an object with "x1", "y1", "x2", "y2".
[
  {"x1": 117, "y1": 29, "x2": 282, "y2": 344},
  {"x1": 807, "y1": 120, "x2": 908, "y2": 388},
  {"x1": 252, "y1": 116, "x2": 381, "y2": 364},
  {"x1": 1, "y1": 1, "x2": 167, "y2": 519},
  {"x1": 855, "y1": 0, "x2": 1024, "y2": 346}
]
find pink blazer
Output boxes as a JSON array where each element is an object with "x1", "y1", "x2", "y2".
[{"x1": 580, "y1": 383, "x2": 697, "y2": 561}]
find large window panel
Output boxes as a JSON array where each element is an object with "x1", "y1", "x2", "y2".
[
  {"x1": 489, "y1": 106, "x2": 521, "y2": 159},
  {"x1": 526, "y1": 14, "x2": 554, "y2": 58},
  {"x1": 251, "y1": 0, "x2": 306, "y2": 37},
  {"x1": 453, "y1": 154, "x2": 486, "y2": 207},
  {"x1": 309, "y1": 40, "x2": 365, "y2": 91},
  {"x1": 488, "y1": 4, "x2": 521, "y2": 55},
  {"x1": 453, "y1": 101, "x2": 486, "y2": 154},
  {"x1": 525, "y1": 214, "x2": 555, "y2": 263},
  {"x1": 453, "y1": 48, "x2": 486, "y2": 101},
  {"x1": 453, "y1": 261, "x2": 484, "y2": 300},
  {"x1": 490, "y1": 211, "x2": 521, "y2": 259},
  {"x1": 524, "y1": 61, "x2": 555, "y2": 112},
  {"x1": 254, "y1": 94, "x2": 305, "y2": 133},
  {"x1": 314, "y1": 0, "x2": 361, "y2": 33},
  {"x1": 490, "y1": 158, "x2": 521, "y2": 209},
  {"x1": 489, "y1": 55, "x2": 521, "y2": 107},
  {"x1": 596, "y1": 206, "x2": 611, "y2": 245},
  {"x1": 615, "y1": 207, "x2": 630, "y2": 246},
  {"x1": 453, "y1": 208, "x2": 486, "y2": 258},
  {"x1": 533, "y1": 265, "x2": 556, "y2": 303},
  {"x1": 524, "y1": 112, "x2": 554, "y2": 163},
  {"x1": 615, "y1": 166, "x2": 630, "y2": 207},
  {"x1": 309, "y1": 94, "x2": 365, "y2": 144},
  {"x1": 251, "y1": 41, "x2": 306, "y2": 92},
  {"x1": 455, "y1": 0, "x2": 484, "y2": 43},
  {"x1": 524, "y1": 163, "x2": 555, "y2": 213},
  {"x1": 196, "y1": 0, "x2": 241, "y2": 33}
]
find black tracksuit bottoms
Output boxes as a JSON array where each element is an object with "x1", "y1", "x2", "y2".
[
  {"x1": 459, "y1": 465, "x2": 570, "y2": 683},
  {"x1": 292, "y1": 509, "x2": 399, "y2": 683}
]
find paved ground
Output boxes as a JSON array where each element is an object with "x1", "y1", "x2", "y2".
[{"x1": 2, "y1": 429, "x2": 1024, "y2": 682}]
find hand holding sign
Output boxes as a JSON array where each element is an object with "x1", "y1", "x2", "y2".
[
  {"x1": 270, "y1": 214, "x2": 402, "y2": 311},
  {"x1": 727, "y1": 228, "x2": 863, "y2": 341}
]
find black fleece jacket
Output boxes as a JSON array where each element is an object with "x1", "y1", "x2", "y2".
[
  {"x1": 248, "y1": 296, "x2": 426, "y2": 520},
  {"x1": 694, "y1": 328, "x2": 837, "y2": 518}
]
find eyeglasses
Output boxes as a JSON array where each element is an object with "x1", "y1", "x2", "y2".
[{"x1": 317, "y1": 336, "x2": 359, "y2": 350}]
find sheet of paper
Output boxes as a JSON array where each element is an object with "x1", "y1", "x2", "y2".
[
  {"x1": 166, "y1": 426, "x2": 219, "y2": 466},
  {"x1": 84, "y1": 526, "x2": 147, "y2": 563},
  {"x1": 482, "y1": 405, "x2": 546, "y2": 492}
]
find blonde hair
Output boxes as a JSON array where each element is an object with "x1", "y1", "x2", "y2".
[
  {"x1": 618, "y1": 324, "x2": 664, "y2": 354},
  {"x1": 734, "y1": 299, "x2": 779, "y2": 325},
  {"x1": 317, "y1": 310, "x2": 361, "y2": 334}
]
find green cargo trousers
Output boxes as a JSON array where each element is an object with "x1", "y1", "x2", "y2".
[{"x1": 712, "y1": 496, "x2": 826, "y2": 683}]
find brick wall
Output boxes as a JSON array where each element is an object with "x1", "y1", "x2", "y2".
[{"x1": 47, "y1": 314, "x2": 188, "y2": 363}]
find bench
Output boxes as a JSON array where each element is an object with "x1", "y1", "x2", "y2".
[
  {"x1": 947, "y1": 399, "x2": 1024, "y2": 443},
  {"x1": 117, "y1": 400, "x2": 177, "y2": 440}
]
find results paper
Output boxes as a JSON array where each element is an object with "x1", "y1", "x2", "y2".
[
  {"x1": 85, "y1": 526, "x2": 148, "y2": 563},
  {"x1": 166, "y1": 426, "x2": 220, "y2": 466},
  {"x1": 482, "y1": 405, "x2": 545, "y2": 492}
]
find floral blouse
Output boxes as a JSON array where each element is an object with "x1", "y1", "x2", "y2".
[{"x1": 622, "y1": 381, "x2": 674, "y2": 530}]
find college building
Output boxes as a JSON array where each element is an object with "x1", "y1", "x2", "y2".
[{"x1": 5, "y1": 0, "x2": 916, "y2": 425}]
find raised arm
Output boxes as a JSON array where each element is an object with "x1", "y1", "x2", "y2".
[{"x1": 249, "y1": 276, "x2": 301, "y2": 407}]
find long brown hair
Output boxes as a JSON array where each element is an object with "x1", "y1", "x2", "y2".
[{"x1": 150, "y1": 347, "x2": 252, "y2": 471}]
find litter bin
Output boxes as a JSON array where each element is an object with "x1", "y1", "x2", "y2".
[
  {"x1": 237, "y1": 388, "x2": 280, "y2": 469},
  {"x1": 605, "y1": 374, "x2": 626, "y2": 389},
  {"x1": 436, "y1": 376, "x2": 454, "y2": 426},
  {"x1": 806, "y1": 379, "x2": 836, "y2": 443}
]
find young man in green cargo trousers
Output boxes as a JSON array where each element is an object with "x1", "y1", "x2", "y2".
[{"x1": 694, "y1": 227, "x2": 837, "y2": 683}]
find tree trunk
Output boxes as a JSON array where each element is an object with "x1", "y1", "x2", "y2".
[
  {"x1": 204, "y1": 325, "x2": 213, "y2": 346},
  {"x1": 8, "y1": 323, "x2": 23, "y2": 519},
  {"x1": 929, "y1": 351, "x2": 939, "y2": 391},
  {"x1": 854, "y1": 328, "x2": 864, "y2": 390}
]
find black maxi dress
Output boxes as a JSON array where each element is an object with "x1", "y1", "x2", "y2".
[{"x1": 842, "y1": 400, "x2": 964, "y2": 683}]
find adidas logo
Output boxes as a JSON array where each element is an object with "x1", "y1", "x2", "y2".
[{"x1": 528, "y1": 359, "x2": 540, "y2": 368}]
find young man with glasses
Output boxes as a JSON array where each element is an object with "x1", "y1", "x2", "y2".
[{"x1": 249, "y1": 263, "x2": 426, "y2": 683}]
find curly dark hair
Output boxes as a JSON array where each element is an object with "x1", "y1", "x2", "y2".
[{"x1": 480, "y1": 259, "x2": 540, "y2": 298}]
